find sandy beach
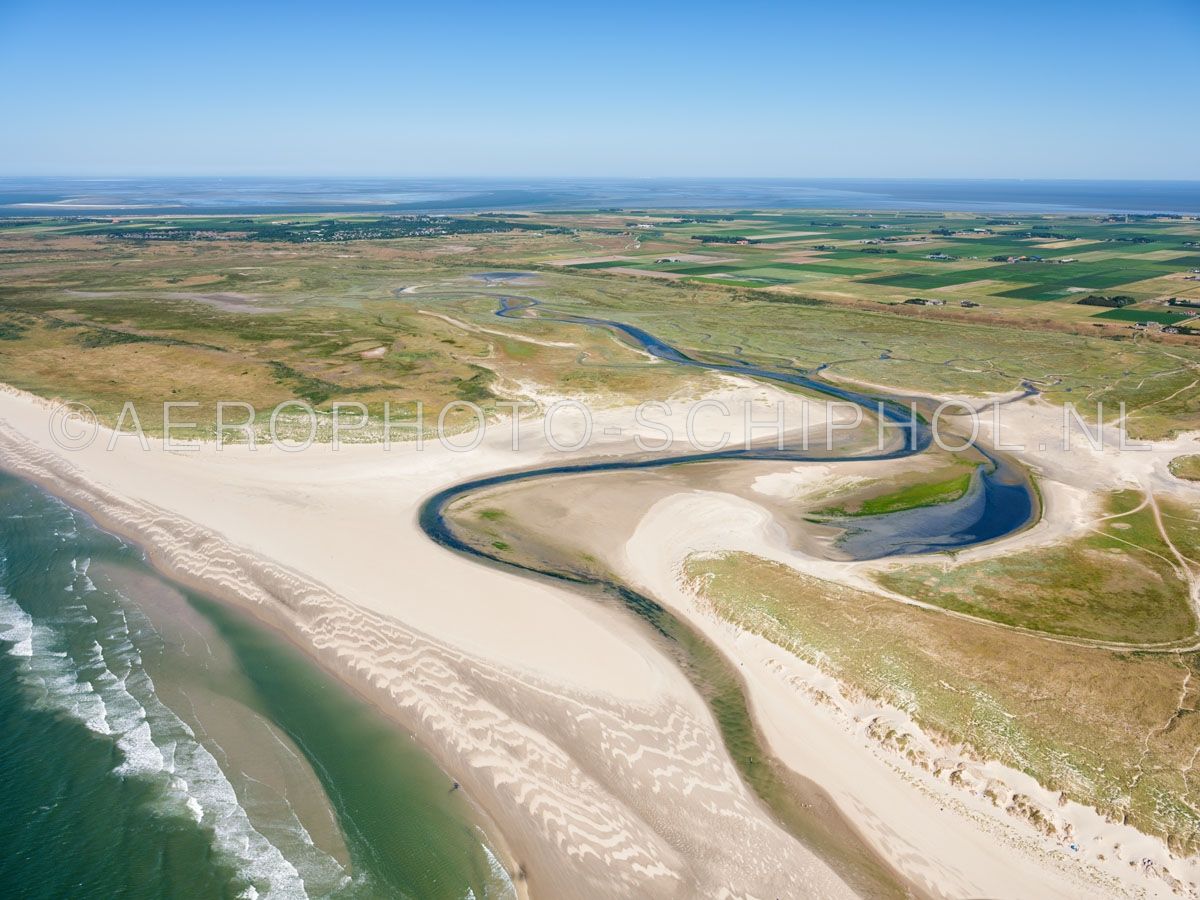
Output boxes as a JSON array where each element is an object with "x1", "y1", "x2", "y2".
[
  {"x1": 1, "y1": 376, "x2": 1197, "y2": 898},
  {"x1": 0, "y1": 379, "x2": 855, "y2": 898}
]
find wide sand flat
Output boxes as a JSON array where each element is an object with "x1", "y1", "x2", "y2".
[
  {"x1": 5, "y1": 375, "x2": 1197, "y2": 898},
  {"x1": 0, "y1": 380, "x2": 851, "y2": 899}
]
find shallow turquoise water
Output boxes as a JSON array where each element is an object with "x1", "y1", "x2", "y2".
[{"x1": 0, "y1": 472, "x2": 513, "y2": 899}]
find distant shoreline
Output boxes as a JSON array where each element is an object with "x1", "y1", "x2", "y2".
[{"x1": 3, "y1": 176, "x2": 1200, "y2": 217}]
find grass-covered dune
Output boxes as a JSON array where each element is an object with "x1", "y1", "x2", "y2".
[
  {"x1": 876, "y1": 491, "x2": 1198, "y2": 644},
  {"x1": 687, "y1": 551, "x2": 1200, "y2": 856}
]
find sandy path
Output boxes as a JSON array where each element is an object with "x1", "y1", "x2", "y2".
[{"x1": 418, "y1": 309, "x2": 579, "y2": 348}]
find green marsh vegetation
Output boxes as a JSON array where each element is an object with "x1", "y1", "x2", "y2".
[
  {"x1": 532, "y1": 266, "x2": 1200, "y2": 439},
  {"x1": 0, "y1": 225, "x2": 708, "y2": 437},
  {"x1": 876, "y1": 490, "x2": 1197, "y2": 644},
  {"x1": 810, "y1": 460, "x2": 978, "y2": 519},
  {"x1": 1169, "y1": 455, "x2": 1200, "y2": 482}
]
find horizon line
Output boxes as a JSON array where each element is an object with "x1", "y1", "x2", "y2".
[{"x1": 3, "y1": 175, "x2": 1200, "y2": 184}]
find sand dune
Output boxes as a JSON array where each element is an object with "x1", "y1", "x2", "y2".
[{"x1": 620, "y1": 489, "x2": 1198, "y2": 898}]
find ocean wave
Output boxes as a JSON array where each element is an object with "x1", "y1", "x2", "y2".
[
  {"x1": 69, "y1": 557, "x2": 97, "y2": 593},
  {"x1": 478, "y1": 832, "x2": 519, "y2": 900},
  {"x1": 0, "y1": 585, "x2": 344, "y2": 898},
  {"x1": 0, "y1": 589, "x2": 33, "y2": 658},
  {"x1": 99, "y1": 604, "x2": 337, "y2": 898}
]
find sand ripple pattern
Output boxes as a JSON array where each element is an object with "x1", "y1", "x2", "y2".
[{"x1": 0, "y1": 427, "x2": 851, "y2": 899}]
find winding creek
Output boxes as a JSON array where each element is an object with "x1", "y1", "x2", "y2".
[
  {"x1": 423, "y1": 293, "x2": 1037, "y2": 560},
  {"x1": 417, "y1": 291, "x2": 1042, "y2": 896}
]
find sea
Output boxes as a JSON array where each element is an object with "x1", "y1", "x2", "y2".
[
  {"x1": 1, "y1": 177, "x2": 1198, "y2": 216},
  {"x1": 0, "y1": 471, "x2": 515, "y2": 900}
]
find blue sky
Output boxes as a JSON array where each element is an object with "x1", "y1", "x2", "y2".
[{"x1": 1, "y1": 0, "x2": 1197, "y2": 178}]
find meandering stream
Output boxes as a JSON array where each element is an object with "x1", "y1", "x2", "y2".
[
  {"x1": 415, "y1": 292, "x2": 1040, "y2": 897},
  {"x1": 423, "y1": 294, "x2": 1035, "y2": 560}
]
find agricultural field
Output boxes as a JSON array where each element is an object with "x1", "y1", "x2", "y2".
[
  {"x1": 1, "y1": 209, "x2": 1198, "y2": 441},
  {"x1": 533, "y1": 209, "x2": 1200, "y2": 333}
]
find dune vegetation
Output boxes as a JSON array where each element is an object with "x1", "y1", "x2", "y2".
[{"x1": 686, "y1": 551, "x2": 1200, "y2": 856}]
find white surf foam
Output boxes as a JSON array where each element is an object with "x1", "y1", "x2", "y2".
[
  {"x1": 0, "y1": 505, "x2": 348, "y2": 898},
  {"x1": 0, "y1": 586, "x2": 335, "y2": 898},
  {"x1": 478, "y1": 831, "x2": 519, "y2": 900},
  {"x1": 97, "y1": 605, "x2": 323, "y2": 898},
  {"x1": 0, "y1": 590, "x2": 33, "y2": 658}
]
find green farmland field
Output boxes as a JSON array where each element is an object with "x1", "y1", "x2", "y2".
[{"x1": 1092, "y1": 308, "x2": 1193, "y2": 324}]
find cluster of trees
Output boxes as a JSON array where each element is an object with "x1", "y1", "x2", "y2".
[
  {"x1": 1101, "y1": 213, "x2": 1186, "y2": 222},
  {"x1": 1013, "y1": 230, "x2": 1073, "y2": 240},
  {"x1": 691, "y1": 234, "x2": 757, "y2": 244},
  {"x1": 931, "y1": 227, "x2": 994, "y2": 236},
  {"x1": 1077, "y1": 294, "x2": 1136, "y2": 308}
]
